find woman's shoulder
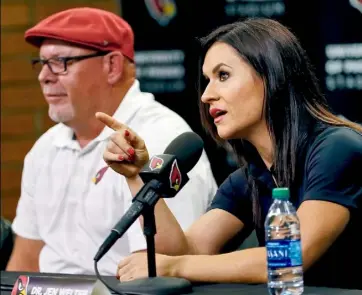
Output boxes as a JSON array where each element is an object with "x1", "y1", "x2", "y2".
[
  {"x1": 309, "y1": 126, "x2": 362, "y2": 155},
  {"x1": 225, "y1": 167, "x2": 248, "y2": 185},
  {"x1": 217, "y1": 167, "x2": 249, "y2": 196},
  {"x1": 304, "y1": 125, "x2": 362, "y2": 170},
  {"x1": 316, "y1": 125, "x2": 361, "y2": 141}
]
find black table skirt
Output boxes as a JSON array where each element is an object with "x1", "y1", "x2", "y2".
[{"x1": 1, "y1": 271, "x2": 361, "y2": 295}]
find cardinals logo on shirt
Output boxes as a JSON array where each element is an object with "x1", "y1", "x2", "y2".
[
  {"x1": 149, "y1": 156, "x2": 164, "y2": 171},
  {"x1": 145, "y1": 0, "x2": 177, "y2": 27},
  {"x1": 92, "y1": 166, "x2": 109, "y2": 185},
  {"x1": 169, "y1": 160, "x2": 182, "y2": 191},
  {"x1": 350, "y1": 0, "x2": 362, "y2": 13},
  {"x1": 11, "y1": 276, "x2": 29, "y2": 295}
]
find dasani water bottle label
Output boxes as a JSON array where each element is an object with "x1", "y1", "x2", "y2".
[{"x1": 266, "y1": 239, "x2": 302, "y2": 269}]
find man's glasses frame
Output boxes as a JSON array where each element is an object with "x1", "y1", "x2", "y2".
[{"x1": 31, "y1": 52, "x2": 109, "y2": 74}]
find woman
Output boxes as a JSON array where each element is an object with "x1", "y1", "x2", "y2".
[{"x1": 96, "y1": 18, "x2": 362, "y2": 289}]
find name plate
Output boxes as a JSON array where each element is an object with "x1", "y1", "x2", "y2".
[{"x1": 11, "y1": 275, "x2": 111, "y2": 295}]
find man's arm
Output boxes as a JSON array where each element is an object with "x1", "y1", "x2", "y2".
[{"x1": 6, "y1": 236, "x2": 44, "y2": 272}]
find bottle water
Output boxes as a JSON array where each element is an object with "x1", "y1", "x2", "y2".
[{"x1": 265, "y1": 188, "x2": 304, "y2": 295}]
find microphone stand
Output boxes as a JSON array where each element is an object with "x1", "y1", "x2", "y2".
[
  {"x1": 143, "y1": 206, "x2": 157, "y2": 278},
  {"x1": 112, "y1": 186, "x2": 192, "y2": 295}
]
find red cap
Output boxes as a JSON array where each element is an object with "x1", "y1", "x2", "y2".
[{"x1": 24, "y1": 7, "x2": 134, "y2": 61}]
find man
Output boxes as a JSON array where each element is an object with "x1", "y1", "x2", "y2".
[{"x1": 6, "y1": 7, "x2": 217, "y2": 275}]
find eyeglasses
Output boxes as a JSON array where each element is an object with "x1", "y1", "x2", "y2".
[{"x1": 31, "y1": 52, "x2": 109, "y2": 75}]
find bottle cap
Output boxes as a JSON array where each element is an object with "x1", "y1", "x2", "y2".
[{"x1": 272, "y1": 187, "x2": 290, "y2": 200}]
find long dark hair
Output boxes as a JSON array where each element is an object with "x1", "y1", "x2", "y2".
[{"x1": 198, "y1": 18, "x2": 362, "y2": 225}]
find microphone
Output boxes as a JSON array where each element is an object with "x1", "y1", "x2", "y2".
[
  {"x1": 94, "y1": 132, "x2": 204, "y2": 262},
  {"x1": 138, "y1": 131, "x2": 204, "y2": 197}
]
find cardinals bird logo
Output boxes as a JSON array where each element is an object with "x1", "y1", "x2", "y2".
[
  {"x1": 145, "y1": 0, "x2": 177, "y2": 27},
  {"x1": 169, "y1": 160, "x2": 182, "y2": 191},
  {"x1": 11, "y1": 276, "x2": 29, "y2": 295},
  {"x1": 92, "y1": 166, "x2": 109, "y2": 184},
  {"x1": 350, "y1": 0, "x2": 362, "y2": 13},
  {"x1": 149, "y1": 156, "x2": 164, "y2": 171}
]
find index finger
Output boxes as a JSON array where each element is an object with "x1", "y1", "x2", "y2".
[{"x1": 96, "y1": 112, "x2": 124, "y2": 131}]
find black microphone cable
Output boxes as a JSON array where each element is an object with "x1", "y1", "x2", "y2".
[{"x1": 94, "y1": 260, "x2": 129, "y2": 295}]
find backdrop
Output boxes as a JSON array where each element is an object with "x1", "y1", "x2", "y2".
[{"x1": 119, "y1": 0, "x2": 362, "y2": 185}]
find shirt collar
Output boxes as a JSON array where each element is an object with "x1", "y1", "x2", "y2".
[
  {"x1": 52, "y1": 80, "x2": 150, "y2": 149},
  {"x1": 247, "y1": 135, "x2": 314, "y2": 192},
  {"x1": 242, "y1": 141, "x2": 271, "y2": 178},
  {"x1": 95, "y1": 80, "x2": 147, "y2": 142},
  {"x1": 50, "y1": 120, "x2": 82, "y2": 150}
]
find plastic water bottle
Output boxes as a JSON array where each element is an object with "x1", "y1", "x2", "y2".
[{"x1": 265, "y1": 187, "x2": 304, "y2": 295}]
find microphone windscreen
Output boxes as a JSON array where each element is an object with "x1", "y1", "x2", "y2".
[{"x1": 163, "y1": 132, "x2": 204, "y2": 173}]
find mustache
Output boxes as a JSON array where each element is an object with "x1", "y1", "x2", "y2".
[{"x1": 42, "y1": 86, "x2": 66, "y2": 96}]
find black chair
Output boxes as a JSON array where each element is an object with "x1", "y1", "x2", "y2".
[{"x1": 0, "y1": 217, "x2": 14, "y2": 270}]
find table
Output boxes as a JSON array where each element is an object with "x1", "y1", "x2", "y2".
[{"x1": 1, "y1": 271, "x2": 361, "y2": 295}]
